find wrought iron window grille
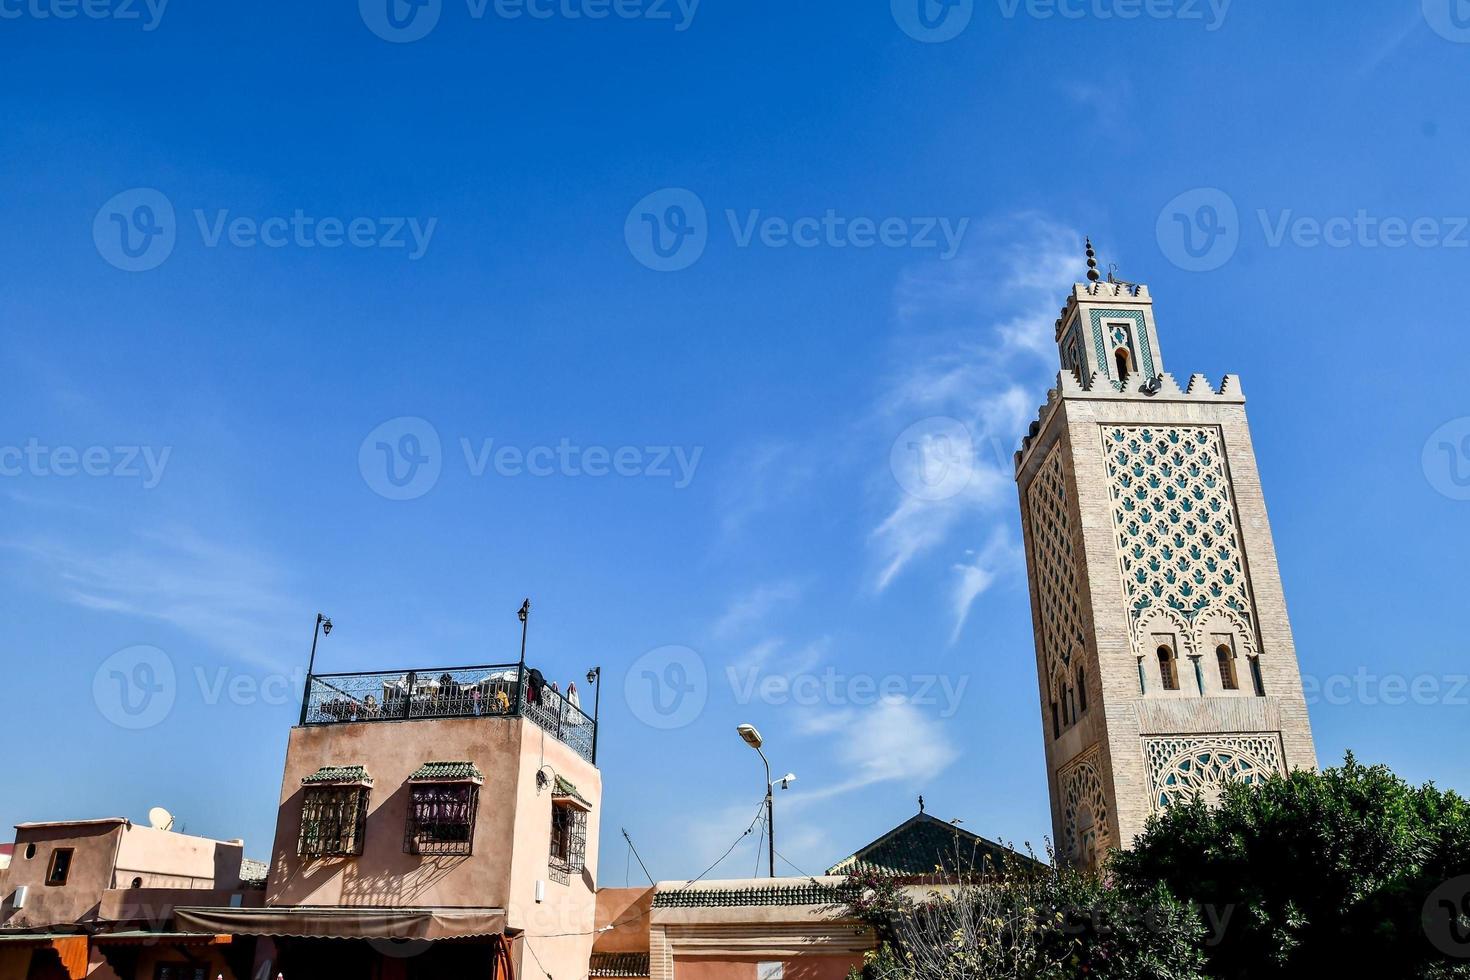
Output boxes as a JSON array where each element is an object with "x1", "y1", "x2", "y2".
[
  {"x1": 298, "y1": 786, "x2": 369, "y2": 857},
  {"x1": 403, "y1": 782, "x2": 479, "y2": 856}
]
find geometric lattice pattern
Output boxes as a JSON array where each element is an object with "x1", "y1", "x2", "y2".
[
  {"x1": 1143, "y1": 733, "x2": 1284, "y2": 811},
  {"x1": 1026, "y1": 444, "x2": 1088, "y2": 702},
  {"x1": 1102, "y1": 426, "x2": 1256, "y2": 649},
  {"x1": 1058, "y1": 745, "x2": 1110, "y2": 868}
]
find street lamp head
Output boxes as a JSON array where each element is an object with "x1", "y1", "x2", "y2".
[
  {"x1": 777, "y1": 773, "x2": 796, "y2": 790},
  {"x1": 320, "y1": 617, "x2": 333, "y2": 636},
  {"x1": 736, "y1": 724, "x2": 763, "y2": 749},
  {"x1": 586, "y1": 667, "x2": 600, "y2": 685}
]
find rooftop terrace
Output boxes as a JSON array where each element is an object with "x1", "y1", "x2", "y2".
[{"x1": 300, "y1": 662, "x2": 597, "y2": 764}]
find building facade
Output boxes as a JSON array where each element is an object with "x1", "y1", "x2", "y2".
[
  {"x1": 1014, "y1": 264, "x2": 1318, "y2": 868},
  {"x1": 173, "y1": 661, "x2": 602, "y2": 980}
]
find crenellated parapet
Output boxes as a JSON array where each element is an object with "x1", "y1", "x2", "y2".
[{"x1": 1013, "y1": 370, "x2": 1246, "y2": 474}]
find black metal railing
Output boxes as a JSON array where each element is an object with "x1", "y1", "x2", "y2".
[{"x1": 300, "y1": 663, "x2": 597, "y2": 764}]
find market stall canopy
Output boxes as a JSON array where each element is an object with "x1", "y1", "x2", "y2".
[{"x1": 174, "y1": 905, "x2": 507, "y2": 941}]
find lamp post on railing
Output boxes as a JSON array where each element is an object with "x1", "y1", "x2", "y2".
[
  {"x1": 298, "y1": 613, "x2": 333, "y2": 725},
  {"x1": 586, "y1": 666, "x2": 601, "y2": 763},
  {"x1": 515, "y1": 599, "x2": 531, "y2": 717}
]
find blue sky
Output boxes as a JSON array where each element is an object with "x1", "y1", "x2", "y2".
[{"x1": 4, "y1": 1, "x2": 1470, "y2": 881}]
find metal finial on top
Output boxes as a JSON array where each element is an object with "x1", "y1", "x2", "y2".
[{"x1": 1085, "y1": 237, "x2": 1100, "y2": 282}]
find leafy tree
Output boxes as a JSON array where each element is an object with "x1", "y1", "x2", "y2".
[
  {"x1": 836, "y1": 857, "x2": 1208, "y2": 980},
  {"x1": 1110, "y1": 754, "x2": 1470, "y2": 979}
]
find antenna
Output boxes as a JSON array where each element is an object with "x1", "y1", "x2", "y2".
[{"x1": 147, "y1": 806, "x2": 175, "y2": 832}]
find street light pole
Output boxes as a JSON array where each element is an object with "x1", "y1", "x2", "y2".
[{"x1": 737, "y1": 724, "x2": 775, "y2": 878}]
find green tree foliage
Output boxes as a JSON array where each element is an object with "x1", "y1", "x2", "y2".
[
  {"x1": 836, "y1": 860, "x2": 1209, "y2": 980},
  {"x1": 1111, "y1": 754, "x2": 1470, "y2": 979}
]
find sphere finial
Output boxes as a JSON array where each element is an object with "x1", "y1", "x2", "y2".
[{"x1": 1085, "y1": 237, "x2": 1100, "y2": 282}]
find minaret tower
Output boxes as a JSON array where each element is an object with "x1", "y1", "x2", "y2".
[{"x1": 1014, "y1": 242, "x2": 1317, "y2": 868}]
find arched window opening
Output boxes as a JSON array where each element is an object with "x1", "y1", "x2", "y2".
[
  {"x1": 130, "y1": 877, "x2": 143, "y2": 889},
  {"x1": 1076, "y1": 665, "x2": 1088, "y2": 713},
  {"x1": 1217, "y1": 645, "x2": 1239, "y2": 690},
  {"x1": 1248, "y1": 656, "x2": 1266, "y2": 697},
  {"x1": 1156, "y1": 645, "x2": 1179, "y2": 691},
  {"x1": 1051, "y1": 701, "x2": 1061, "y2": 739},
  {"x1": 1114, "y1": 348, "x2": 1131, "y2": 385}
]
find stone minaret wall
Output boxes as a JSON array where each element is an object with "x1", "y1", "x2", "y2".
[{"x1": 1015, "y1": 281, "x2": 1317, "y2": 867}]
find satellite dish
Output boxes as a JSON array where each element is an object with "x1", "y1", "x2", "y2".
[{"x1": 147, "y1": 806, "x2": 175, "y2": 832}]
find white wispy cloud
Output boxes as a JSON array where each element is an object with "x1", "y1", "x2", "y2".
[
  {"x1": 1, "y1": 522, "x2": 299, "y2": 670},
  {"x1": 949, "y1": 531, "x2": 1023, "y2": 644},
  {"x1": 868, "y1": 216, "x2": 1080, "y2": 638},
  {"x1": 711, "y1": 579, "x2": 806, "y2": 640},
  {"x1": 791, "y1": 696, "x2": 961, "y2": 806}
]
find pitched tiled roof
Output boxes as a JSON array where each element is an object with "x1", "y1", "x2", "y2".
[
  {"x1": 826, "y1": 812, "x2": 1036, "y2": 876},
  {"x1": 301, "y1": 765, "x2": 372, "y2": 785},
  {"x1": 590, "y1": 953, "x2": 649, "y2": 978},
  {"x1": 553, "y1": 775, "x2": 590, "y2": 807},
  {"x1": 409, "y1": 761, "x2": 484, "y2": 782}
]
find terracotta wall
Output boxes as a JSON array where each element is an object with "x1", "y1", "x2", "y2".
[
  {"x1": 1, "y1": 823, "x2": 123, "y2": 929},
  {"x1": 114, "y1": 824, "x2": 244, "y2": 890},
  {"x1": 267, "y1": 715, "x2": 524, "y2": 909},
  {"x1": 594, "y1": 887, "x2": 654, "y2": 953}
]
